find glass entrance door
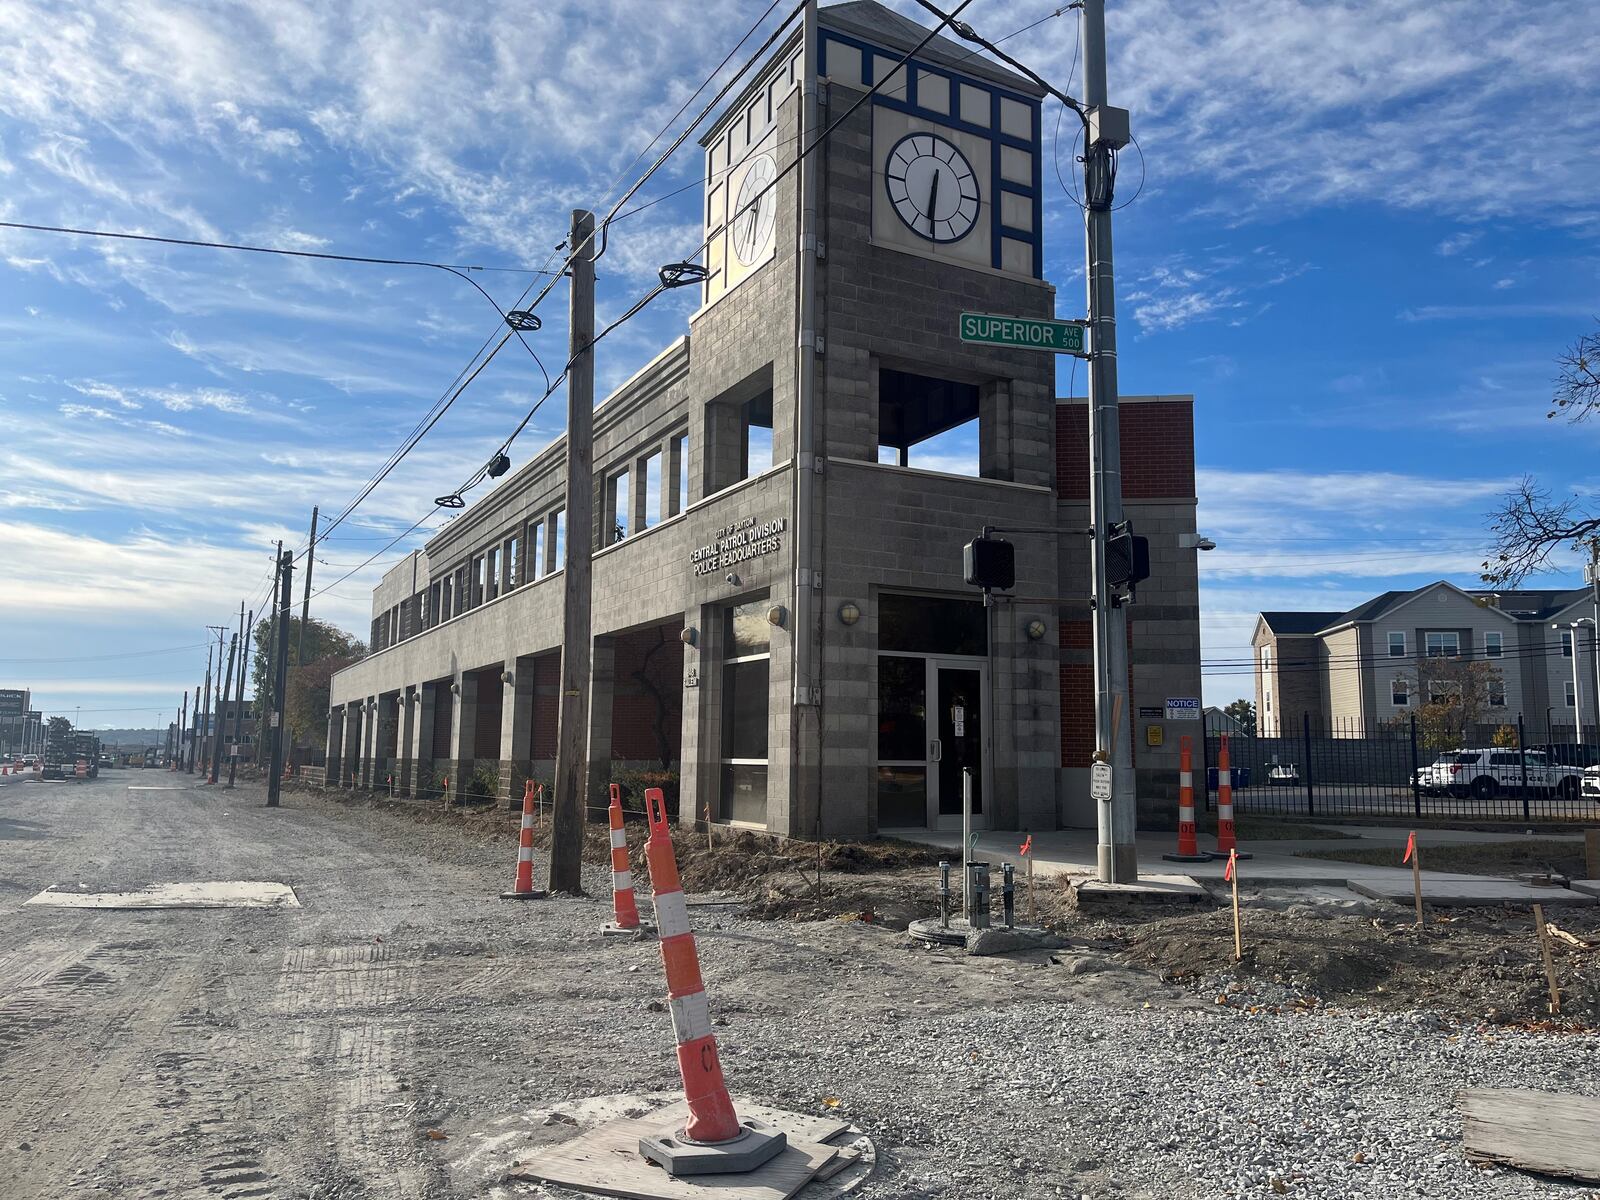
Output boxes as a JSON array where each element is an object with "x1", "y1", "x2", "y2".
[
  {"x1": 933, "y1": 663, "x2": 983, "y2": 829},
  {"x1": 876, "y1": 654, "x2": 987, "y2": 830}
]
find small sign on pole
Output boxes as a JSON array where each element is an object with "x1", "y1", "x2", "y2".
[
  {"x1": 959, "y1": 311, "x2": 1089, "y2": 356},
  {"x1": 1089, "y1": 760, "x2": 1113, "y2": 803}
]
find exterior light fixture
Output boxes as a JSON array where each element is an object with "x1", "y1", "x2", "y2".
[
  {"x1": 837, "y1": 601, "x2": 861, "y2": 626},
  {"x1": 450, "y1": 681, "x2": 461, "y2": 696},
  {"x1": 766, "y1": 605, "x2": 786, "y2": 628},
  {"x1": 658, "y1": 261, "x2": 710, "y2": 289},
  {"x1": 1025, "y1": 619, "x2": 1047, "y2": 641},
  {"x1": 499, "y1": 669, "x2": 513, "y2": 684},
  {"x1": 725, "y1": 572, "x2": 741, "y2": 587},
  {"x1": 485, "y1": 452, "x2": 511, "y2": 479},
  {"x1": 680, "y1": 627, "x2": 698, "y2": 648},
  {"x1": 504, "y1": 310, "x2": 542, "y2": 331}
]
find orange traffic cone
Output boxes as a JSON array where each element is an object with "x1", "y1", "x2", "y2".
[
  {"x1": 602, "y1": 784, "x2": 651, "y2": 936},
  {"x1": 500, "y1": 780, "x2": 546, "y2": 900},
  {"x1": 637, "y1": 787, "x2": 785, "y2": 1174},
  {"x1": 1212, "y1": 734, "x2": 1251, "y2": 861},
  {"x1": 1164, "y1": 735, "x2": 1209, "y2": 863}
]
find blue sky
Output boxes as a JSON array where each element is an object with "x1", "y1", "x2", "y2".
[{"x1": 0, "y1": 0, "x2": 1597, "y2": 726}]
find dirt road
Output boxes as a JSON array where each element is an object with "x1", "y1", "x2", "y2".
[{"x1": 1, "y1": 772, "x2": 1595, "y2": 1200}]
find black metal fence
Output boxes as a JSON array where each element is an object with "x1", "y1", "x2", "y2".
[{"x1": 1204, "y1": 713, "x2": 1600, "y2": 822}]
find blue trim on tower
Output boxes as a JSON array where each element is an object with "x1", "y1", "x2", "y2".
[{"x1": 819, "y1": 27, "x2": 1042, "y2": 278}]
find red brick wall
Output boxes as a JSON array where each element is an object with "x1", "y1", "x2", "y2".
[
  {"x1": 611, "y1": 627, "x2": 684, "y2": 764},
  {"x1": 1058, "y1": 619, "x2": 1139, "y2": 767},
  {"x1": 1055, "y1": 401, "x2": 1195, "y2": 500}
]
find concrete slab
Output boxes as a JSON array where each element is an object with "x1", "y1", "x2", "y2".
[
  {"x1": 906, "y1": 916, "x2": 1066, "y2": 954},
  {"x1": 1074, "y1": 873, "x2": 1208, "y2": 909},
  {"x1": 1570, "y1": 880, "x2": 1600, "y2": 898},
  {"x1": 25, "y1": 881, "x2": 301, "y2": 909},
  {"x1": 1349, "y1": 878, "x2": 1598, "y2": 909}
]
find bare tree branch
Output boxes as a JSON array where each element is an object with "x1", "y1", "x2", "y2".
[
  {"x1": 1551, "y1": 326, "x2": 1600, "y2": 421},
  {"x1": 1482, "y1": 477, "x2": 1600, "y2": 585}
]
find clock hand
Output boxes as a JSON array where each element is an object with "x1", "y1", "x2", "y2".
[{"x1": 927, "y1": 166, "x2": 940, "y2": 236}]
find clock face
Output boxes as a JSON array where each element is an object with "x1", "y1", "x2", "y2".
[
  {"x1": 885, "y1": 133, "x2": 980, "y2": 244},
  {"x1": 730, "y1": 152, "x2": 778, "y2": 266}
]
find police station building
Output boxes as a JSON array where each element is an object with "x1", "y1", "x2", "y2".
[{"x1": 323, "y1": 1, "x2": 1203, "y2": 838}]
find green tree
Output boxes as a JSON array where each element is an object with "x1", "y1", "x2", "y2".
[
  {"x1": 251, "y1": 617, "x2": 366, "y2": 744},
  {"x1": 1222, "y1": 698, "x2": 1257, "y2": 736}
]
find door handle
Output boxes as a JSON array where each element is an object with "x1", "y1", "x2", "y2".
[{"x1": 930, "y1": 739, "x2": 942, "y2": 762}]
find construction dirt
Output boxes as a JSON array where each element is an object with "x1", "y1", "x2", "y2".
[{"x1": 6, "y1": 774, "x2": 1598, "y2": 1200}]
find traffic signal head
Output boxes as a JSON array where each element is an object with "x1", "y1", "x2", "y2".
[
  {"x1": 1105, "y1": 521, "x2": 1150, "y2": 592},
  {"x1": 964, "y1": 535, "x2": 1015, "y2": 591}
]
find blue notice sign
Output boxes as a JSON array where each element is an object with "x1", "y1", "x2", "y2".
[{"x1": 1165, "y1": 697, "x2": 1200, "y2": 720}]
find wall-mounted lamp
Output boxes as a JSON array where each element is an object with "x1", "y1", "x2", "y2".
[
  {"x1": 680, "y1": 626, "x2": 698, "y2": 648},
  {"x1": 450, "y1": 681, "x2": 461, "y2": 695},
  {"x1": 725, "y1": 572, "x2": 741, "y2": 587},
  {"x1": 766, "y1": 604, "x2": 786, "y2": 628},
  {"x1": 1178, "y1": 532, "x2": 1217, "y2": 551},
  {"x1": 1025, "y1": 619, "x2": 1047, "y2": 641},
  {"x1": 499, "y1": 669, "x2": 514, "y2": 684},
  {"x1": 837, "y1": 601, "x2": 862, "y2": 626}
]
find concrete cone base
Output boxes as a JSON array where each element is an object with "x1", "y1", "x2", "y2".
[
  {"x1": 1163, "y1": 852, "x2": 1212, "y2": 863},
  {"x1": 637, "y1": 1118, "x2": 787, "y2": 1176},
  {"x1": 499, "y1": 889, "x2": 548, "y2": 900},
  {"x1": 1209, "y1": 851, "x2": 1253, "y2": 860}
]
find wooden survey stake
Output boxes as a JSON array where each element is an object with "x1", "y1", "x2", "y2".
[
  {"x1": 1225, "y1": 848, "x2": 1241, "y2": 960},
  {"x1": 1020, "y1": 834, "x2": 1035, "y2": 925},
  {"x1": 1404, "y1": 831, "x2": 1423, "y2": 927},
  {"x1": 1533, "y1": 903, "x2": 1562, "y2": 1015}
]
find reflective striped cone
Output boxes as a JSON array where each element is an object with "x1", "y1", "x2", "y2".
[
  {"x1": 638, "y1": 787, "x2": 785, "y2": 1174},
  {"x1": 602, "y1": 784, "x2": 652, "y2": 936},
  {"x1": 1211, "y1": 734, "x2": 1251, "y2": 861},
  {"x1": 1164, "y1": 735, "x2": 1210, "y2": 862},
  {"x1": 500, "y1": 779, "x2": 547, "y2": 900}
]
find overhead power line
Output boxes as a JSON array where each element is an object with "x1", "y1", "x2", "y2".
[{"x1": 0, "y1": 220, "x2": 548, "y2": 275}]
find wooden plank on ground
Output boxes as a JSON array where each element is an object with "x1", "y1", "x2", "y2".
[
  {"x1": 508, "y1": 1114, "x2": 836, "y2": 1200},
  {"x1": 1459, "y1": 1088, "x2": 1600, "y2": 1183}
]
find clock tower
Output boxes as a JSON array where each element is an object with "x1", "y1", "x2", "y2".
[{"x1": 688, "y1": 0, "x2": 1062, "y2": 839}]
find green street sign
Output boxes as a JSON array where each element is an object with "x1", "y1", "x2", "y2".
[{"x1": 959, "y1": 311, "x2": 1089, "y2": 357}]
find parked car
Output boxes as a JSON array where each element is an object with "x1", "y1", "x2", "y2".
[
  {"x1": 1266, "y1": 763, "x2": 1300, "y2": 786},
  {"x1": 1580, "y1": 766, "x2": 1600, "y2": 802},
  {"x1": 1542, "y1": 743, "x2": 1600, "y2": 770},
  {"x1": 1419, "y1": 748, "x2": 1581, "y2": 801}
]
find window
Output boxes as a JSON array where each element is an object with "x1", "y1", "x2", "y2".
[
  {"x1": 472, "y1": 555, "x2": 487, "y2": 607},
  {"x1": 1428, "y1": 679, "x2": 1460, "y2": 705},
  {"x1": 608, "y1": 470, "x2": 630, "y2": 543},
  {"x1": 672, "y1": 432, "x2": 690, "y2": 516},
  {"x1": 552, "y1": 508, "x2": 566, "y2": 568},
  {"x1": 879, "y1": 593, "x2": 987, "y2": 656},
  {"x1": 1488, "y1": 678, "x2": 1506, "y2": 707},
  {"x1": 1484, "y1": 631, "x2": 1502, "y2": 658},
  {"x1": 1391, "y1": 678, "x2": 1409, "y2": 706},
  {"x1": 720, "y1": 599, "x2": 771, "y2": 825},
  {"x1": 1388, "y1": 632, "x2": 1406, "y2": 658},
  {"x1": 530, "y1": 521, "x2": 546, "y2": 581},
  {"x1": 1262, "y1": 646, "x2": 1272, "y2": 673},
  {"x1": 484, "y1": 546, "x2": 499, "y2": 601},
  {"x1": 1264, "y1": 695, "x2": 1271, "y2": 713},
  {"x1": 877, "y1": 368, "x2": 981, "y2": 477},
  {"x1": 743, "y1": 393, "x2": 773, "y2": 477},
  {"x1": 1563, "y1": 630, "x2": 1574, "y2": 657},
  {"x1": 1425, "y1": 631, "x2": 1459, "y2": 658},
  {"x1": 1567, "y1": 680, "x2": 1577, "y2": 707},
  {"x1": 641, "y1": 450, "x2": 663, "y2": 530}
]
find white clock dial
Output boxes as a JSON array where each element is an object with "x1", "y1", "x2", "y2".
[
  {"x1": 885, "y1": 133, "x2": 980, "y2": 244},
  {"x1": 730, "y1": 152, "x2": 778, "y2": 266}
]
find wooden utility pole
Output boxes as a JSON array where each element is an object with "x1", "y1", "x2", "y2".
[
  {"x1": 298, "y1": 506, "x2": 319, "y2": 665},
  {"x1": 210, "y1": 633, "x2": 236, "y2": 783},
  {"x1": 549, "y1": 208, "x2": 596, "y2": 894},
  {"x1": 227, "y1": 605, "x2": 250, "y2": 789},
  {"x1": 267, "y1": 549, "x2": 294, "y2": 807}
]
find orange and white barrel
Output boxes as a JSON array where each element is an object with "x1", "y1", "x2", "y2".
[
  {"x1": 1176, "y1": 736, "x2": 1200, "y2": 857},
  {"x1": 643, "y1": 786, "x2": 741, "y2": 1144}
]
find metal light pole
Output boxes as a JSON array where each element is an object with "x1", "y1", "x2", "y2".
[
  {"x1": 1081, "y1": 0, "x2": 1136, "y2": 883},
  {"x1": 1562, "y1": 618, "x2": 1595, "y2": 746}
]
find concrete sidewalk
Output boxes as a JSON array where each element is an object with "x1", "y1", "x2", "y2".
[{"x1": 892, "y1": 823, "x2": 1596, "y2": 903}]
